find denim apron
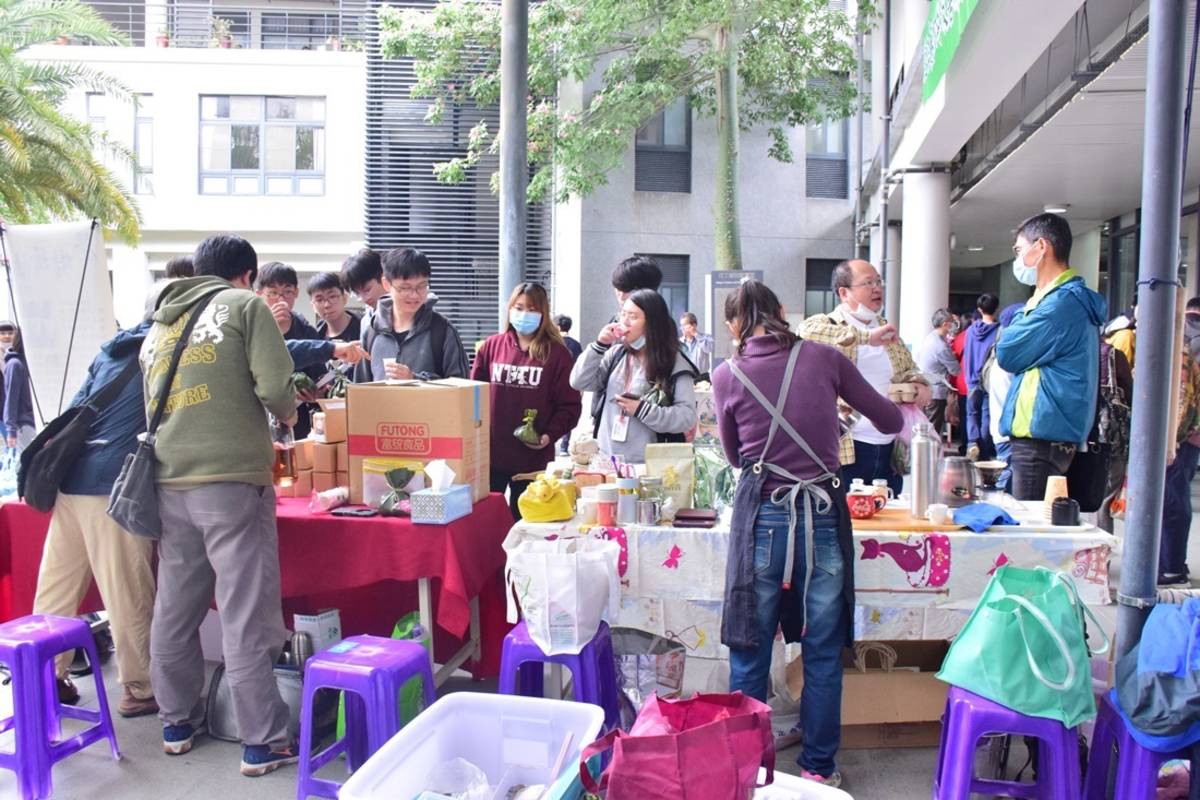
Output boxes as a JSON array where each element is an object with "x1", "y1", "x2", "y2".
[{"x1": 719, "y1": 342, "x2": 849, "y2": 650}]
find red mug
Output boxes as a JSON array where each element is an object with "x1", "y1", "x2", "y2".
[{"x1": 846, "y1": 491, "x2": 885, "y2": 519}]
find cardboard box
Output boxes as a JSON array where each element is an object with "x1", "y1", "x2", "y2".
[
  {"x1": 295, "y1": 438, "x2": 314, "y2": 471},
  {"x1": 313, "y1": 471, "x2": 337, "y2": 493},
  {"x1": 293, "y1": 609, "x2": 341, "y2": 653},
  {"x1": 336, "y1": 470, "x2": 349, "y2": 488},
  {"x1": 346, "y1": 379, "x2": 490, "y2": 504},
  {"x1": 335, "y1": 442, "x2": 348, "y2": 472},
  {"x1": 313, "y1": 442, "x2": 337, "y2": 473},
  {"x1": 787, "y1": 640, "x2": 949, "y2": 749},
  {"x1": 294, "y1": 469, "x2": 312, "y2": 497},
  {"x1": 312, "y1": 398, "x2": 347, "y2": 443}
]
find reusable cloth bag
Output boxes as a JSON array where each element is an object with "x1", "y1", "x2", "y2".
[
  {"x1": 937, "y1": 564, "x2": 1108, "y2": 728},
  {"x1": 1114, "y1": 598, "x2": 1200, "y2": 752},
  {"x1": 505, "y1": 536, "x2": 620, "y2": 655},
  {"x1": 579, "y1": 692, "x2": 774, "y2": 799}
]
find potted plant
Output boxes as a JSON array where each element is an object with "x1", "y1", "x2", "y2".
[
  {"x1": 210, "y1": 17, "x2": 233, "y2": 48},
  {"x1": 322, "y1": 35, "x2": 341, "y2": 51},
  {"x1": 156, "y1": 27, "x2": 170, "y2": 47},
  {"x1": 55, "y1": 35, "x2": 69, "y2": 45}
]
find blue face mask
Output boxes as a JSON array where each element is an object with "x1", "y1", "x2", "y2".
[
  {"x1": 509, "y1": 309, "x2": 542, "y2": 336},
  {"x1": 627, "y1": 335, "x2": 646, "y2": 351},
  {"x1": 1012, "y1": 256, "x2": 1038, "y2": 286}
]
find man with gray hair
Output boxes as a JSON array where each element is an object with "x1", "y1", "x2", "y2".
[
  {"x1": 915, "y1": 308, "x2": 961, "y2": 437},
  {"x1": 800, "y1": 259, "x2": 930, "y2": 494}
]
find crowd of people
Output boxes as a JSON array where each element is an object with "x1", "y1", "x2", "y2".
[{"x1": 19, "y1": 210, "x2": 1198, "y2": 788}]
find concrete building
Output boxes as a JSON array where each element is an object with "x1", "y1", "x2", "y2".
[{"x1": 864, "y1": 0, "x2": 1200, "y2": 344}]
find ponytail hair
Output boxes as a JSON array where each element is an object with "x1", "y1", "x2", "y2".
[{"x1": 723, "y1": 279, "x2": 796, "y2": 356}]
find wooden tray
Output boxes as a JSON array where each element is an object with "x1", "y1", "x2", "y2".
[{"x1": 850, "y1": 507, "x2": 965, "y2": 532}]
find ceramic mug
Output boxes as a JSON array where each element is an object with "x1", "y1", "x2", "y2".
[
  {"x1": 871, "y1": 479, "x2": 894, "y2": 503},
  {"x1": 925, "y1": 503, "x2": 950, "y2": 525},
  {"x1": 847, "y1": 491, "x2": 885, "y2": 519}
]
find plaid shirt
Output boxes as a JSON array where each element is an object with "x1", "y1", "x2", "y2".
[{"x1": 799, "y1": 306, "x2": 924, "y2": 465}]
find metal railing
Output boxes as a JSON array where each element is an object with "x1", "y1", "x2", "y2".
[{"x1": 79, "y1": 1, "x2": 367, "y2": 50}]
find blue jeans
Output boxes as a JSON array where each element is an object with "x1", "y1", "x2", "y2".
[
  {"x1": 967, "y1": 388, "x2": 993, "y2": 457},
  {"x1": 842, "y1": 440, "x2": 903, "y2": 496},
  {"x1": 728, "y1": 499, "x2": 846, "y2": 776},
  {"x1": 1160, "y1": 441, "x2": 1199, "y2": 578},
  {"x1": 995, "y1": 440, "x2": 1012, "y2": 493}
]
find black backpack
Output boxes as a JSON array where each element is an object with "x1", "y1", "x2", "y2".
[{"x1": 19, "y1": 358, "x2": 141, "y2": 512}]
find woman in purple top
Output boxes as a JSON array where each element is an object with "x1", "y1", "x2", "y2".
[{"x1": 712, "y1": 281, "x2": 902, "y2": 787}]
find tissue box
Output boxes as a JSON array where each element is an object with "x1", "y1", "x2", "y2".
[
  {"x1": 410, "y1": 485, "x2": 472, "y2": 525},
  {"x1": 293, "y1": 609, "x2": 341, "y2": 653}
]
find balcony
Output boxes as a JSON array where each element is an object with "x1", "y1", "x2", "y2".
[{"x1": 81, "y1": 0, "x2": 367, "y2": 50}]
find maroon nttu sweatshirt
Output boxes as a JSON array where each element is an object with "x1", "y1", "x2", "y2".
[{"x1": 470, "y1": 331, "x2": 583, "y2": 475}]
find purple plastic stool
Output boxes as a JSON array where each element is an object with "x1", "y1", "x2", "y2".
[
  {"x1": 498, "y1": 621, "x2": 619, "y2": 731},
  {"x1": 296, "y1": 634, "x2": 435, "y2": 800},
  {"x1": 931, "y1": 686, "x2": 1082, "y2": 800},
  {"x1": 0, "y1": 614, "x2": 121, "y2": 800},
  {"x1": 1083, "y1": 692, "x2": 1193, "y2": 800}
]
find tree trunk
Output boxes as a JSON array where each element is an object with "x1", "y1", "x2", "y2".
[{"x1": 714, "y1": 23, "x2": 743, "y2": 270}]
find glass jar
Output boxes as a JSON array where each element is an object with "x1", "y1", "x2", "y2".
[
  {"x1": 638, "y1": 476, "x2": 664, "y2": 502},
  {"x1": 270, "y1": 415, "x2": 296, "y2": 488}
]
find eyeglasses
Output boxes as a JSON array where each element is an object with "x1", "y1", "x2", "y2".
[
  {"x1": 262, "y1": 288, "x2": 298, "y2": 304},
  {"x1": 393, "y1": 282, "x2": 430, "y2": 297},
  {"x1": 851, "y1": 279, "x2": 885, "y2": 290}
]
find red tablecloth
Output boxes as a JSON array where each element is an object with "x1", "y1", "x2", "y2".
[{"x1": 0, "y1": 494, "x2": 514, "y2": 676}]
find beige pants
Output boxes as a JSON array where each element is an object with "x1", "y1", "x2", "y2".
[{"x1": 32, "y1": 492, "x2": 156, "y2": 698}]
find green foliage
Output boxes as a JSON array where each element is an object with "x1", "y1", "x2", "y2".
[
  {"x1": 379, "y1": 0, "x2": 870, "y2": 205},
  {"x1": 0, "y1": 0, "x2": 141, "y2": 242}
]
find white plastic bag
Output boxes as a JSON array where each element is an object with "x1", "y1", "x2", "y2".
[{"x1": 505, "y1": 537, "x2": 621, "y2": 655}]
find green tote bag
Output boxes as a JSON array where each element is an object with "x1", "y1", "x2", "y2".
[{"x1": 937, "y1": 564, "x2": 1109, "y2": 729}]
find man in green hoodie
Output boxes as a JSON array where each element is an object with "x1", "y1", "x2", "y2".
[{"x1": 140, "y1": 234, "x2": 300, "y2": 777}]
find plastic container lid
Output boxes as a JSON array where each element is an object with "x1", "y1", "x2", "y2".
[{"x1": 596, "y1": 485, "x2": 619, "y2": 502}]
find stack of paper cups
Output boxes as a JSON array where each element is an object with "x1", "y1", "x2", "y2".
[{"x1": 1043, "y1": 475, "x2": 1069, "y2": 522}]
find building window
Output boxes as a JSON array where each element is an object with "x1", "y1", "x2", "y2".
[
  {"x1": 806, "y1": 118, "x2": 848, "y2": 199},
  {"x1": 262, "y1": 12, "x2": 337, "y2": 50},
  {"x1": 199, "y1": 95, "x2": 326, "y2": 196},
  {"x1": 636, "y1": 253, "x2": 690, "y2": 323},
  {"x1": 635, "y1": 97, "x2": 691, "y2": 193},
  {"x1": 805, "y1": 258, "x2": 841, "y2": 317},
  {"x1": 134, "y1": 94, "x2": 153, "y2": 195}
]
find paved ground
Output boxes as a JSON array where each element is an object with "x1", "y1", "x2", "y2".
[{"x1": 0, "y1": 488, "x2": 1195, "y2": 799}]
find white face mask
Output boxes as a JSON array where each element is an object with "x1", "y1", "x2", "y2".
[{"x1": 846, "y1": 304, "x2": 879, "y2": 324}]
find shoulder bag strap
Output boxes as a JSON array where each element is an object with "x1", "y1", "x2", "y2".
[
  {"x1": 147, "y1": 292, "x2": 219, "y2": 437},
  {"x1": 80, "y1": 356, "x2": 142, "y2": 413}
]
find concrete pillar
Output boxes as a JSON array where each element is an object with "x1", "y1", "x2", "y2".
[
  {"x1": 899, "y1": 170, "x2": 950, "y2": 346},
  {"x1": 901, "y1": 0, "x2": 929, "y2": 71},
  {"x1": 146, "y1": 0, "x2": 168, "y2": 46},
  {"x1": 1184, "y1": 213, "x2": 1200, "y2": 298},
  {"x1": 1073, "y1": 227, "x2": 1102, "y2": 291},
  {"x1": 870, "y1": 26, "x2": 886, "y2": 162},
  {"x1": 884, "y1": 224, "x2": 901, "y2": 323}
]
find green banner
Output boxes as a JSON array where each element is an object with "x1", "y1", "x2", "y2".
[{"x1": 922, "y1": 0, "x2": 980, "y2": 101}]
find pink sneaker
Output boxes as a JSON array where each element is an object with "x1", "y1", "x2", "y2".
[{"x1": 800, "y1": 769, "x2": 843, "y2": 788}]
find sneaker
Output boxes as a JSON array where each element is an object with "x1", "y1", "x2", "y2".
[
  {"x1": 966, "y1": 443, "x2": 981, "y2": 461},
  {"x1": 118, "y1": 687, "x2": 159, "y2": 718},
  {"x1": 800, "y1": 769, "x2": 843, "y2": 788},
  {"x1": 163, "y1": 723, "x2": 199, "y2": 755},
  {"x1": 1158, "y1": 573, "x2": 1191, "y2": 588},
  {"x1": 240, "y1": 741, "x2": 300, "y2": 777},
  {"x1": 56, "y1": 678, "x2": 80, "y2": 706}
]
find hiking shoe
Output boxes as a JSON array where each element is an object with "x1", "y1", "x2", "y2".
[
  {"x1": 240, "y1": 740, "x2": 300, "y2": 777},
  {"x1": 800, "y1": 769, "x2": 842, "y2": 788},
  {"x1": 163, "y1": 723, "x2": 199, "y2": 755},
  {"x1": 56, "y1": 678, "x2": 80, "y2": 706},
  {"x1": 118, "y1": 687, "x2": 159, "y2": 718}
]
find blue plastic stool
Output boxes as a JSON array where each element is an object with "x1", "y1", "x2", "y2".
[
  {"x1": 932, "y1": 686, "x2": 1082, "y2": 799},
  {"x1": 498, "y1": 621, "x2": 619, "y2": 731},
  {"x1": 1083, "y1": 692, "x2": 1194, "y2": 800},
  {"x1": 297, "y1": 635, "x2": 435, "y2": 800},
  {"x1": 0, "y1": 614, "x2": 121, "y2": 800}
]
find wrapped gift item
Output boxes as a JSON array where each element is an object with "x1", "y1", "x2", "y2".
[
  {"x1": 693, "y1": 445, "x2": 736, "y2": 514},
  {"x1": 644, "y1": 443, "x2": 695, "y2": 512}
]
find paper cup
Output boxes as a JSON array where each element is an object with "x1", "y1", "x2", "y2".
[{"x1": 1043, "y1": 475, "x2": 1069, "y2": 521}]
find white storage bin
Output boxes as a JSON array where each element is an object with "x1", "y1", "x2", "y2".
[
  {"x1": 339, "y1": 693, "x2": 605, "y2": 800},
  {"x1": 754, "y1": 768, "x2": 854, "y2": 799}
]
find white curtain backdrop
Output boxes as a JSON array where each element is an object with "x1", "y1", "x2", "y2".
[{"x1": 2, "y1": 221, "x2": 117, "y2": 424}]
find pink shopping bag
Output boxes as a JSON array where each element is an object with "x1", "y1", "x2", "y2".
[{"x1": 580, "y1": 692, "x2": 774, "y2": 799}]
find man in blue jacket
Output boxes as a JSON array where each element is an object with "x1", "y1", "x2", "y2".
[
  {"x1": 998, "y1": 213, "x2": 1107, "y2": 500},
  {"x1": 32, "y1": 319, "x2": 159, "y2": 718}
]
